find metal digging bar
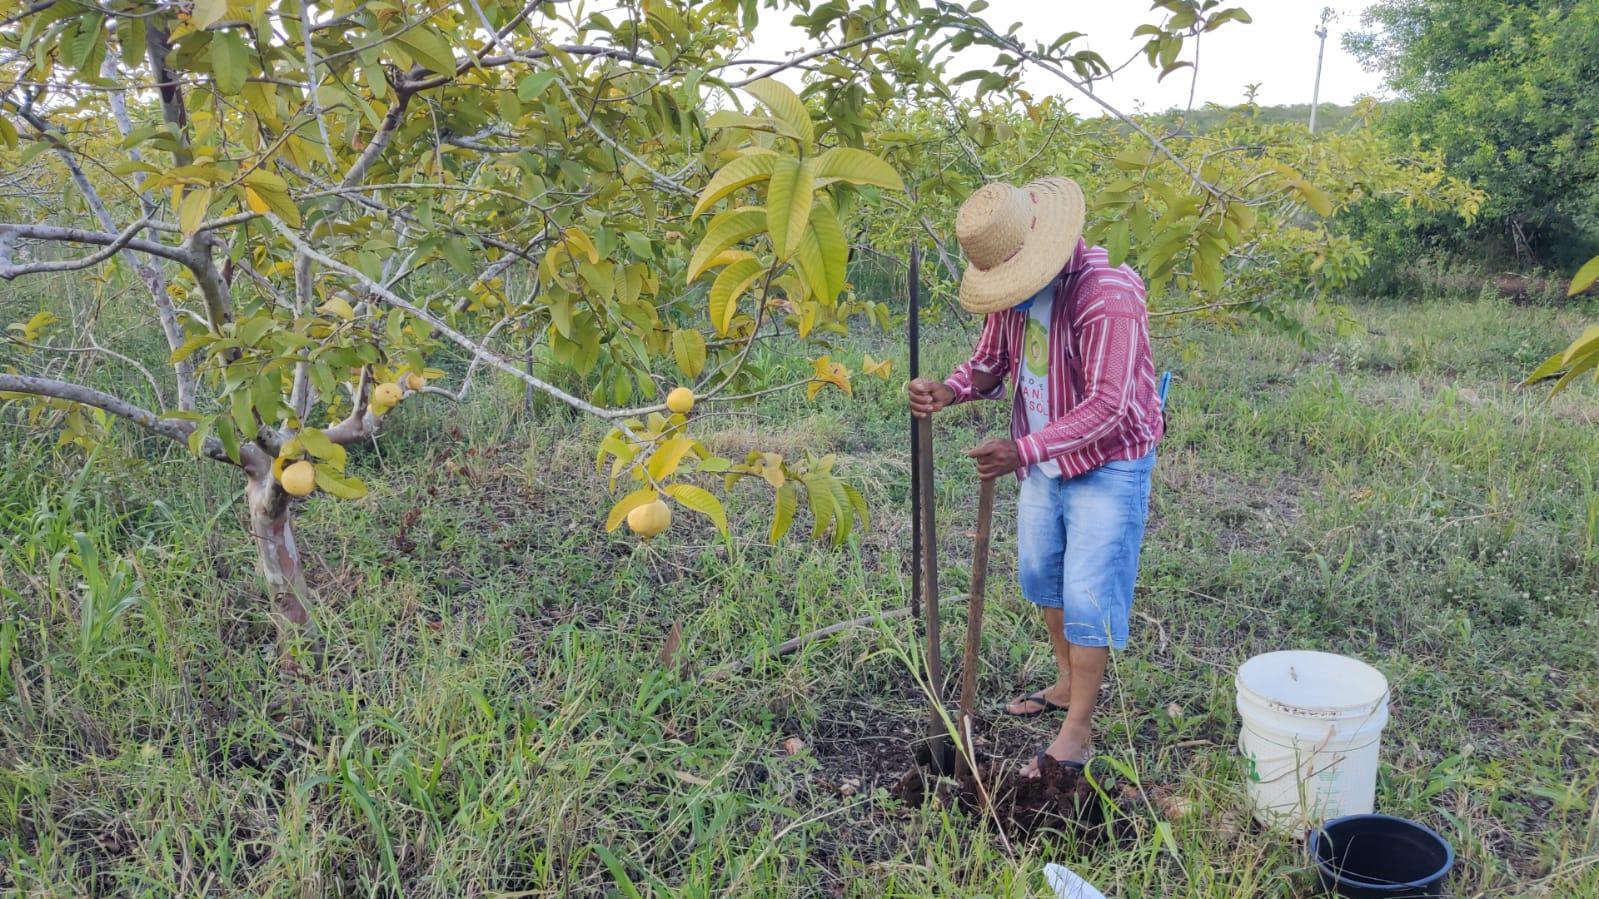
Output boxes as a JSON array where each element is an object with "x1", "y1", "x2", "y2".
[
  {"x1": 908, "y1": 242, "x2": 956, "y2": 774},
  {"x1": 909, "y1": 243, "x2": 922, "y2": 627}
]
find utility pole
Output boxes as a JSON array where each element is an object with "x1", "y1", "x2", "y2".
[{"x1": 1309, "y1": 6, "x2": 1335, "y2": 133}]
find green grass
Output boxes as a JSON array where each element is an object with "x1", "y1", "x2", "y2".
[{"x1": 2, "y1": 293, "x2": 1598, "y2": 896}]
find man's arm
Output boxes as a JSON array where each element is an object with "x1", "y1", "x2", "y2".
[
  {"x1": 943, "y1": 312, "x2": 1009, "y2": 403},
  {"x1": 907, "y1": 312, "x2": 1009, "y2": 418}
]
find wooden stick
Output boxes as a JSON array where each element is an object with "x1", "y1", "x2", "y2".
[{"x1": 956, "y1": 477, "x2": 996, "y2": 780}]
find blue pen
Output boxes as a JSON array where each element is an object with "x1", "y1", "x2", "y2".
[{"x1": 1158, "y1": 371, "x2": 1172, "y2": 407}]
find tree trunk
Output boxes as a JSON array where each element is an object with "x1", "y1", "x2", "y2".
[{"x1": 243, "y1": 469, "x2": 315, "y2": 640}]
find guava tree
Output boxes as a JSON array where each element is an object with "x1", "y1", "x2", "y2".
[
  {"x1": 0, "y1": 0, "x2": 1363, "y2": 644},
  {"x1": 857, "y1": 96, "x2": 1482, "y2": 334}
]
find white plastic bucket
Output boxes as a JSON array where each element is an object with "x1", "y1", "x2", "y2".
[{"x1": 1235, "y1": 650, "x2": 1390, "y2": 832}]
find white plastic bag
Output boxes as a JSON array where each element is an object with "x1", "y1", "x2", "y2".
[{"x1": 1044, "y1": 863, "x2": 1107, "y2": 899}]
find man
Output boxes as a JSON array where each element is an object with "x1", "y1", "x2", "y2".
[{"x1": 907, "y1": 177, "x2": 1164, "y2": 777}]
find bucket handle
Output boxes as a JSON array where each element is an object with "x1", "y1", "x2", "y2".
[{"x1": 1238, "y1": 725, "x2": 1341, "y2": 786}]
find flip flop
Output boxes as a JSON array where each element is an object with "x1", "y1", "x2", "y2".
[
  {"x1": 1003, "y1": 690, "x2": 1068, "y2": 718},
  {"x1": 1023, "y1": 750, "x2": 1086, "y2": 779}
]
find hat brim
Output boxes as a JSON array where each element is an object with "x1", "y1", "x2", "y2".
[{"x1": 958, "y1": 178, "x2": 1085, "y2": 315}]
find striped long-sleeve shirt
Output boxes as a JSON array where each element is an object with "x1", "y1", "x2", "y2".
[{"x1": 943, "y1": 239, "x2": 1164, "y2": 480}]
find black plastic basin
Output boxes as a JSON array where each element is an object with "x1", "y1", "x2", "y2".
[{"x1": 1308, "y1": 814, "x2": 1454, "y2": 898}]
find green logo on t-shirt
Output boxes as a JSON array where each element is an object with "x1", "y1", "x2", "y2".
[{"x1": 1023, "y1": 318, "x2": 1048, "y2": 377}]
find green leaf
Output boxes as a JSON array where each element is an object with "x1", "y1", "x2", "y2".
[
  {"x1": 442, "y1": 237, "x2": 474, "y2": 276},
  {"x1": 313, "y1": 466, "x2": 367, "y2": 500},
  {"x1": 550, "y1": 294, "x2": 574, "y2": 339},
  {"x1": 671, "y1": 329, "x2": 707, "y2": 379},
  {"x1": 0, "y1": 116, "x2": 16, "y2": 150},
  {"x1": 247, "y1": 181, "x2": 300, "y2": 227},
  {"x1": 686, "y1": 207, "x2": 765, "y2": 282},
  {"x1": 708, "y1": 257, "x2": 765, "y2": 336},
  {"x1": 1105, "y1": 218, "x2": 1129, "y2": 267},
  {"x1": 217, "y1": 416, "x2": 241, "y2": 464},
  {"x1": 663, "y1": 483, "x2": 729, "y2": 539},
  {"x1": 119, "y1": 12, "x2": 146, "y2": 67},
  {"x1": 1297, "y1": 180, "x2": 1334, "y2": 217},
  {"x1": 210, "y1": 30, "x2": 248, "y2": 95},
  {"x1": 605, "y1": 487, "x2": 658, "y2": 532},
  {"x1": 61, "y1": 12, "x2": 105, "y2": 74},
  {"x1": 842, "y1": 482, "x2": 869, "y2": 531},
  {"x1": 794, "y1": 230, "x2": 829, "y2": 304},
  {"x1": 806, "y1": 194, "x2": 848, "y2": 302},
  {"x1": 647, "y1": 436, "x2": 697, "y2": 481},
  {"x1": 192, "y1": 0, "x2": 227, "y2": 29},
  {"x1": 825, "y1": 477, "x2": 854, "y2": 546},
  {"x1": 806, "y1": 474, "x2": 836, "y2": 541},
  {"x1": 170, "y1": 333, "x2": 212, "y2": 368},
  {"x1": 694, "y1": 455, "x2": 731, "y2": 474},
  {"x1": 765, "y1": 156, "x2": 816, "y2": 261},
  {"x1": 770, "y1": 481, "x2": 797, "y2": 542},
  {"x1": 178, "y1": 187, "x2": 212, "y2": 236},
  {"x1": 517, "y1": 70, "x2": 558, "y2": 101},
  {"x1": 813, "y1": 147, "x2": 904, "y2": 191},
  {"x1": 703, "y1": 109, "x2": 776, "y2": 133},
  {"x1": 741, "y1": 78, "x2": 814, "y2": 145},
  {"x1": 394, "y1": 26, "x2": 456, "y2": 75},
  {"x1": 692, "y1": 153, "x2": 777, "y2": 217},
  {"x1": 1561, "y1": 324, "x2": 1599, "y2": 366},
  {"x1": 1548, "y1": 349, "x2": 1599, "y2": 397},
  {"x1": 297, "y1": 427, "x2": 348, "y2": 468},
  {"x1": 1569, "y1": 255, "x2": 1599, "y2": 297},
  {"x1": 230, "y1": 386, "x2": 255, "y2": 437},
  {"x1": 187, "y1": 416, "x2": 214, "y2": 459}
]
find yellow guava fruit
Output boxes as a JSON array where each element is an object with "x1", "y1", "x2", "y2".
[
  {"x1": 372, "y1": 382, "x2": 403, "y2": 407},
  {"x1": 626, "y1": 500, "x2": 672, "y2": 538},
  {"x1": 280, "y1": 460, "x2": 316, "y2": 497},
  {"x1": 666, "y1": 386, "x2": 695, "y2": 415}
]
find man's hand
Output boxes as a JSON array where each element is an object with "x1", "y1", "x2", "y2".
[
  {"x1": 967, "y1": 437, "x2": 1022, "y2": 480},
  {"x1": 907, "y1": 378, "x2": 955, "y2": 419}
]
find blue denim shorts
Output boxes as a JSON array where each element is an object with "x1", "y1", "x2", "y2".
[{"x1": 1016, "y1": 449, "x2": 1155, "y2": 649}]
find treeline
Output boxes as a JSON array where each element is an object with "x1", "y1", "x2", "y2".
[
  {"x1": 1146, "y1": 103, "x2": 1364, "y2": 135},
  {"x1": 1348, "y1": 0, "x2": 1599, "y2": 273}
]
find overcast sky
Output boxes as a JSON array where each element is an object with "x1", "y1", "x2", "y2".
[{"x1": 745, "y1": 1, "x2": 1387, "y2": 115}]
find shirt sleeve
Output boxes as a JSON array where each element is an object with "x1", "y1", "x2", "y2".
[
  {"x1": 1014, "y1": 312, "x2": 1142, "y2": 467},
  {"x1": 942, "y1": 313, "x2": 1010, "y2": 404}
]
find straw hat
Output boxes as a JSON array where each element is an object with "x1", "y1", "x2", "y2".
[{"x1": 955, "y1": 177, "x2": 1085, "y2": 315}]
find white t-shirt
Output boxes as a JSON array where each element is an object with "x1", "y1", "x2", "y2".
[{"x1": 1016, "y1": 281, "x2": 1060, "y2": 478}]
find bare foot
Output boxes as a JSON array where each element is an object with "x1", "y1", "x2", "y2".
[
  {"x1": 1019, "y1": 719, "x2": 1091, "y2": 778},
  {"x1": 1004, "y1": 680, "x2": 1071, "y2": 716}
]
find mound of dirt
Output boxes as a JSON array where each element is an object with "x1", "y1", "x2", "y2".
[{"x1": 892, "y1": 754, "x2": 1122, "y2": 842}]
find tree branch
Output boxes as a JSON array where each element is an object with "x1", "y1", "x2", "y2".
[
  {"x1": 104, "y1": 53, "x2": 196, "y2": 409},
  {"x1": 938, "y1": 7, "x2": 1232, "y2": 201},
  {"x1": 0, "y1": 222, "x2": 194, "y2": 275},
  {"x1": 297, "y1": 0, "x2": 340, "y2": 170},
  {"x1": 267, "y1": 215, "x2": 621, "y2": 419},
  {"x1": 554, "y1": 78, "x2": 694, "y2": 197},
  {"x1": 337, "y1": 92, "x2": 410, "y2": 189},
  {"x1": 718, "y1": 23, "x2": 919, "y2": 88},
  {"x1": 0, "y1": 373, "x2": 234, "y2": 463},
  {"x1": 4, "y1": 333, "x2": 167, "y2": 409},
  {"x1": 397, "y1": 44, "x2": 661, "y2": 93},
  {"x1": 0, "y1": 217, "x2": 151, "y2": 278}
]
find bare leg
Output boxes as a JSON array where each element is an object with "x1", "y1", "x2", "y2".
[
  {"x1": 1021, "y1": 642, "x2": 1107, "y2": 776},
  {"x1": 1005, "y1": 607, "x2": 1074, "y2": 714}
]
